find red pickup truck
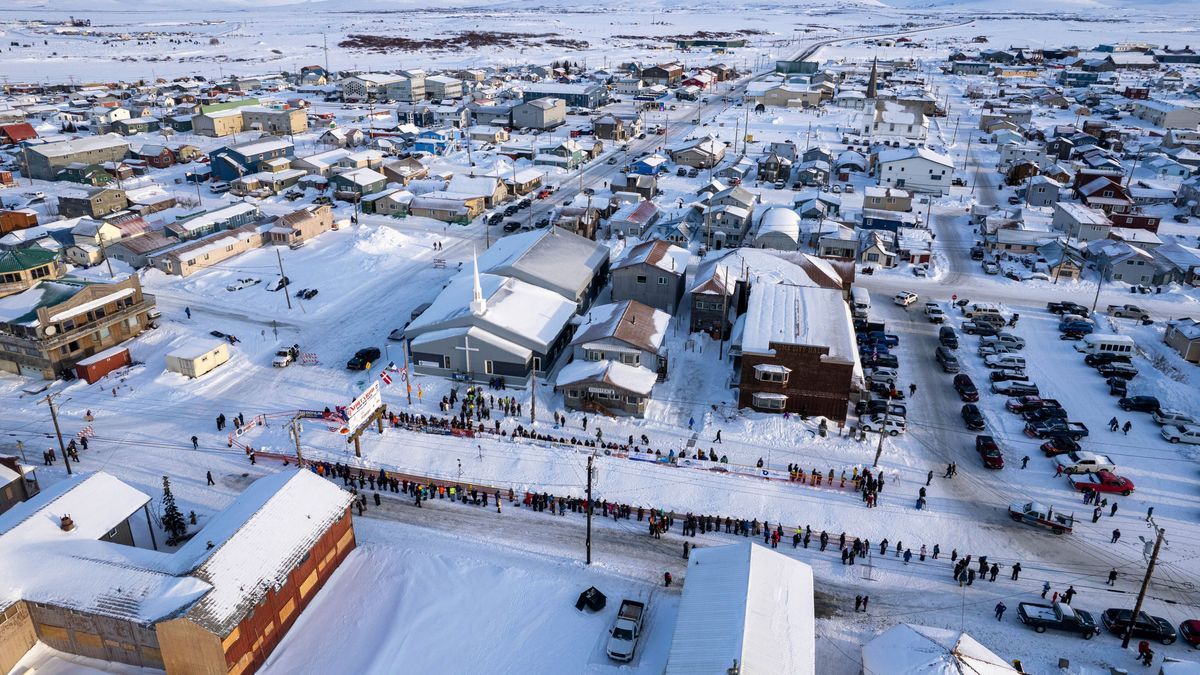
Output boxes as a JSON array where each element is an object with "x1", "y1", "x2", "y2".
[{"x1": 1069, "y1": 470, "x2": 1134, "y2": 496}]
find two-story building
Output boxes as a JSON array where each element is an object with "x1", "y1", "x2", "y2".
[
  {"x1": 209, "y1": 138, "x2": 295, "y2": 182},
  {"x1": 610, "y1": 239, "x2": 689, "y2": 313}
]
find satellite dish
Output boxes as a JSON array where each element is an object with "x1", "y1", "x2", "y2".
[{"x1": 44, "y1": 325, "x2": 57, "y2": 336}]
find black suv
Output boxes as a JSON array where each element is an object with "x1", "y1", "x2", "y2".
[
  {"x1": 961, "y1": 404, "x2": 985, "y2": 431},
  {"x1": 1118, "y1": 396, "x2": 1160, "y2": 413},
  {"x1": 1098, "y1": 363, "x2": 1138, "y2": 380},
  {"x1": 346, "y1": 347, "x2": 381, "y2": 370},
  {"x1": 1101, "y1": 609, "x2": 1176, "y2": 645},
  {"x1": 939, "y1": 326, "x2": 959, "y2": 349},
  {"x1": 953, "y1": 374, "x2": 979, "y2": 402},
  {"x1": 1085, "y1": 353, "x2": 1132, "y2": 367}
]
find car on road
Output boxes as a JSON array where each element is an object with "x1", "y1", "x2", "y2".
[
  {"x1": 1085, "y1": 353, "x2": 1132, "y2": 367},
  {"x1": 953, "y1": 374, "x2": 979, "y2": 402},
  {"x1": 1070, "y1": 469, "x2": 1134, "y2": 496},
  {"x1": 1097, "y1": 363, "x2": 1138, "y2": 380},
  {"x1": 1048, "y1": 302, "x2": 1090, "y2": 317},
  {"x1": 1023, "y1": 407, "x2": 1068, "y2": 424},
  {"x1": 1060, "y1": 330, "x2": 1089, "y2": 341},
  {"x1": 1040, "y1": 435, "x2": 1081, "y2": 457},
  {"x1": 976, "y1": 435, "x2": 1004, "y2": 469},
  {"x1": 980, "y1": 333, "x2": 1025, "y2": 351},
  {"x1": 1107, "y1": 304, "x2": 1151, "y2": 321},
  {"x1": 1026, "y1": 420, "x2": 1088, "y2": 440},
  {"x1": 978, "y1": 343, "x2": 1017, "y2": 357},
  {"x1": 935, "y1": 346, "x2": 960, "y2": 373},
  {"x1": 1118, "y1": 396, "x2": 1160, "y2": 413},
  {"x1": 992, "y1": 381, "x2": 1039, "y2": 396},
  {"x1": 856, "y1": 399, "x2": 907, "y2": 419},
  {"x1": 866, "y1": 370, "x2": 897, "y2": 389},
  {"x1": 1151, "y1": 409, "x2": 1197, "y2": 426},
  {"x1": 1059, "y1": 320, "x2": 1095, "y2": 335},
  {"x1": 503, "y1": 221, "x2": 522, "y2": 232},
  {"x1": 860, "y1": 414, "x2": 906, "y2": 436},
  {"x1": 984, "y1": 354, "x2": 1026, "y2": 370},
  {"x1": 346, "y1": 347, "x2": 381, "y2": 370},
  {"x1": 1055, "y1": 451, "x2": 1115, "y2": 475},
  {"x1": 1101, "y1": 609, "x2": 1176, "y2": 645},
  {"x1": 961, "y1": 404, "x2": 985, "y2": 431},
  {"x1": 1107, "y1": 377, "x2": 1128, "y2": 397},
  {"x1": 865, "y1": 331, "x2": 900, "y2": 347},
  {"x1": 894, "y1": 291, "x2": 918, "y2": 307},
  {"x1": 1018, "y1": 601, "x2": 1098, "y2": 638},
  {"x1": 862, "y1": 354, "x2": 899, "y2": 370},
  {"x1": 962, "y1": 320, "x2": 1001, "y2": 336},
  {"x1": 982, "y1": 261, "x2": 1000, "y2": 275},
  {"x1": 971, "y1": 245, "x2": 985, "y2": 261},
  {"x1": 1161, "y1": 424, "x2": 1200, "y2": 445},
  {"x1": 676, "y1": 167, "x2": 687, "y2": 177}
]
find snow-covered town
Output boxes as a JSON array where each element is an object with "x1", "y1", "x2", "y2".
[{"x1": 2, "y1": 1, "x2": 1200, "y2": 673}]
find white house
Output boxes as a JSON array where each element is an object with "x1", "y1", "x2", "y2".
[{"x1": 876, "y1": 147, "x2": 954, "y2": 195}]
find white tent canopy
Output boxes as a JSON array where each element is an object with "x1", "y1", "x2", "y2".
[{"x1": 861, "y1": 623, "x2": 1018, "y2": 675}]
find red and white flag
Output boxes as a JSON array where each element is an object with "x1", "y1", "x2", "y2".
[{"x1": 380, "y1": 371, "x2": 393, "y2": 386}]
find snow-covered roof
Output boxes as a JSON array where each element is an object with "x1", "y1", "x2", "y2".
[
  {"x1": 571, "y1": 300, "x2": 670, "y2": 354},
  {"x1": 742, "y1": 284, "x2": 854, "y2": 362},
  {"x1": 876, "y1": 146, "x2": 953, "y2": 168},
  {"x1": 665, "y1": 543, "x2": 814, "y2": 675},
  {"x1": 756, "y1": 206, "x2": 802, "y2": 239},
  {"x1": 862, "y1": 623, "x2": 1017, "y2": 675},
  {"x1": 555, "y1": 359, "x2": 657, "y2": 396},
  {"x1": 477, "y1": 228, "x2": 608, "y2": 302},
  {"x1": 175, "y1": 470, "x2": 352, "y2": 635},
  {"x1": 613, "y1": 238, "x2": 687, "y2": 274},
  {"x1": 29, "y1": 133, "x2": 127, "y2": 158}
]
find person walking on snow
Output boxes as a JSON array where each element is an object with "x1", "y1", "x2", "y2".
[
  {"x1": 1062, "y1": 586, "x2": 1076, "y2": 605},
  {"x1": 994, "y1": 601, "x2": 1007, "y2": 621},
  {"x1": 191, "y1": 435, "x2": 198, "y2": 450},
  {"x1": 903, "y1": 549, "x2": 912, "y2": 565},
  {"x1": 1122, "y1": 420, "x2": 1132, "y2": 435},
  {"x1": 854, "y1": 595, "x2": 862, "y2": 612},
  {"x1": 1011, "y1": 563, "x2": 1021, "y2": 580},
  {"x1": 688, "y1": 416, "x2": 694, "y2": 429},
  {"x1": 663, "y1": 572, "x2": 672, "y2": 587},
  {"x1": 185, "y1": 307, "x2": 191, "y2": 319},
  {"x1": 1041, "y1": 581, "x2": 1051, "y2": 598},
  {"x1": 206, "y1": 470, "x2": 214, "y2": 486},
  {"x1": 714, "y1": 429, "x2": 722, "y2": 443},
  {"x1": 909, "y1": 383, "x2": 916, "y2": 397},
  {"x1": 1110, "y1": 502, "x2": 1119, "y2": 517},
  {"x1": 1109, "y1": 416, "x2": 1119, "y2": 432},
  {"x1": 1108, "y1": 569, "x2": 1118, "y2": 586},
  {"x1": 1112, "y1": 529, "x2": 1121, "y2": 543},
  {"x1": 1021, "y1": 455, "x2": 1029, "y2": 469},
  {"x1": 926, "y1": 470, "x2": 933, "y2": 486},
  {"x1": 860, "y1": 595, "x2": 869, "y2": 612}
]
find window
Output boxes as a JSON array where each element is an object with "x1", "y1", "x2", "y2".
[
  {"x1": 94, "y1": 307, "x2": 105, "y2": 319},
  {"x1": 586, "y1": 350, "x2": 602, "y2": 361},
  {"x1": 751, "y1": 392, "x2": 787, "y2": 410},
  {"x1": 532, "y1": 357, "x2": 542, "y2": 371},
  {"x1": 754, "y1": 364, "x2": 790, "y2": 383},
  {"x1": 97, "y1": 326, "x2": 111, "y2": 341},
  {"x1": 484, "y1": 360, "x2": 493, "y2": 375}
]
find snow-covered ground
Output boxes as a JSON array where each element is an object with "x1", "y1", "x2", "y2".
[{"x1": 4, "y1": 3, "x2": 1200, "y2": 673}]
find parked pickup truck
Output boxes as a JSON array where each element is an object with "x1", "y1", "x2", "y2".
[
  {"x1": 1025, "y1": 420, "x2": 1088, "y2": 440},
  {"x1": 607, "y1": 599, "x2": 646, "y2": 662},
  {"x1": 1107, "y1": 304, "x2": 1151, "y2": 321},
  {"x1": 1017, "y1": 600, "x2": 1098, "y2": 637},
  {"x1": 1009, "y1": 501, "x2": 1074, "y2": 534}
]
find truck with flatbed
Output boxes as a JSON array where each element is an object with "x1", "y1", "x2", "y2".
[
  {"x1": 1025, "y1": 420, "x2": 1088, "y2": 440},
  {"x1": 607, "y1": 599, "x2": 646, "y2": 662},
  {"x1": 1017, "y1": 600, "x2": 1099, "y2": 638},
  {"x1": 1009, "y1": 501, "x2": 1074, "y2": 534},
  {"x1": 1107, "y1": 304, "x2": 1151, "y2": 321}
]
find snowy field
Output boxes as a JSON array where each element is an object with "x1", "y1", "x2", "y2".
[{"x1": 3, "y1": 1, "x2": 1200, "y2": 673}]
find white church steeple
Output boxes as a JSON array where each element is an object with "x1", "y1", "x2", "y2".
[{"x1": 470, "y1": 249, "x2": 487, "y2": 316}]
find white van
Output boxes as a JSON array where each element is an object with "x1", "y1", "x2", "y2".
[
  {"x1": 964, "y1": 302, "x2": 1004, "y2": 320},
  {"x1": 1074, "y1": 334, "x2": 1135, "y2": 356},
  {"x1": 851, "y1": 287, "x2": 871, "y2": 318}
]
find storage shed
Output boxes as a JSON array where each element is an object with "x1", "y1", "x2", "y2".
[
  {"x1": 166, "y1": 340, "x2": 229, "y2": 378},
  {"x1": 73, "y1": 345, "x2": 131, "y2": 384}
]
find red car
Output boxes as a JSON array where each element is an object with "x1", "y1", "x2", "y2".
[
  {"x1": 1040, "y1": 435, "x2": 1081, "y2": 457},
  {"x1": 1181, "y1": 620, "x2": 1200, "y2": 647},
  {"x1": 976, "y1": 434, "x2": 1004, "y2": 469},
  {"x1": 1069, "y1": 470, "x2": 1134, "y2": 496}
]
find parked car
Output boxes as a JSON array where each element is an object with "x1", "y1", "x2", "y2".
[
  {"x1": 1151, "y1": 409, "x2": 1197, "y2": 426},
  {"x1": 990, "y1": 368, "x2": 1029, "y2": 383},
  {"x1": 866, "y1": 370, "x2": 897, "y2": 389},
  {"x1": 1027, "y1": 420, "x2": 1088, "y2": 440},
  {"x1": 980, "y1": 333, "x2": 1026, "y2": 351},
  {"x1": 984, "y1": 354, "x2": 1026, "y2": 370},
  {"x1": 1024, "y1": 407, "x2": 1068, "y2": 424},
  {"x1": 962, "y1": 320, "x2": 1001, "y2": 336},
  {"x1": 976, "y1": 435, "x2": 1005, "y2": 469},
  {"x1": 935, "y1": 346, "x2": 961, "y2": 373},
  {"x1": 1180, "y1": 620, "x2": 1200, "y2": 648},
  {"x1": 1055, "y1": 451, "x2": 1115, "y2": 475},
  {"x1": 866, "y1": 331, "x2": 899, "y2": 347},
  {"x1": 961, "y1": 404, "x2": 985, "y2": 431},
  {"x1": 1006, "y1": 396, "x2": 1060, "y2": 414},
  {"x1": 1107, "y1": 304, "x2": 1151, "y2": 321},
  {"x1": 1070, "y1": 470, "x2": 1134, "y2": 496},
  {"x1": 1085, "y1": 353, "x2": 1131, "y2": 367},
  {"x1": 925, "y1": 303, "x2": 946, "y2": 324},
  {"x1": 1018, "y1": 601, "x2": 1098, "y2": 638},
  {"x1": 894, "y1": 291, "x2": 918, "y2": 307},
  {"x1": 1161, "y1": 424, "x2": 1200, "y2": 445},
  {"x1": 992, "y1": 381, "x2": 1039, "y2": 396},
  {"x1": 939, "y1": 326, "x2": 959, "y2": 349},
  {"x1": 606, "y1": 599, "x2": 646, "y2": 662},
  {"x1": 860, "y1": 414, "x2": 906, "y2": 436},
  {"x1": 1097, "y1": 363, "x2": 1138, "y2": 380},
  {"x1": 856, "y1": 399, "x2": 907, "y2": 419},
  {"x1": 1048, "y1": 301, "x2": 1090, "y2": 316},
  {"x1": 1059, "y1": 320, "x2": 1095, "y2": 335},
  {"x1": 863, "y1": 354, "x2": 899, "y2": 370},
  {"x1": 1009, "y1": 502, "x2": 1075, "y2": 536},
  {"x1": 1107, "y1": 377, "x2": 1128, "y2": 397},
  {"x1": 1118, "y1": 396, "x2": 1160, "y2": 413},
  {"x1": 346, "y1": 347, "x2": 381, "y2": 370},
  {"x1": 1101, "y1": 609, "x2": 1176, "y2": 645},
  {"x1": 1041, "y1": 435, "x2": 1081, "y2": 457},
  {"x1": 982, "y1": 261, "x2": 1000, "y2": 275},
  {"x1": 954, "y1": 374, "x2": 979, "y2": 402}
]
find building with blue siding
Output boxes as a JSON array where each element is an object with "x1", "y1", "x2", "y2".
[{"x1": 209, "y1": 138, "x2": 295, "y2": 182}]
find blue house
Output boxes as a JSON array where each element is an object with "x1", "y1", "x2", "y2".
[
  {"x1": 631, "y1": 154, "x2": 668, "y2": 175},
  {"x1": 414, "y1": 130, "x2": 454, "y2": 156},
  {"x1": 209, "y1": 137, "x2": 295, "y2": 182}
]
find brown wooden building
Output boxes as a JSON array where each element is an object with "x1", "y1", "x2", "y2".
[{"x1": 735, "y1": 284, "x2": 856, "y2": 422}]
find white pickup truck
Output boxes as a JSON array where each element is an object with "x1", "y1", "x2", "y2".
[
  {"x1": 607, "y1": 599, "x2": 646, "y2": 662},
  {"x1": 1107, "y1": 304, "x2": 1151, "y2": 321}
]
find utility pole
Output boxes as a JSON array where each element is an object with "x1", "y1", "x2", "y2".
[
  {"x1": 99, "y1": 233, "x2": 114, "y2": 279},
  {"x1": 1122, "y1": 527, "x2": 1165, "y2": 649},
  {"x1": 289, "y1": 414, "x2": 305, "y2": 466},
  {"x1": 872, "y1": 404, "x2": 891, "y2": 467},
  {"x1": 276, "y1": 249, "x2": 292, "y2": 309},
  {"x1": 1091, "y1": 259, "x2": 1107, "y2": 315},
  {"x1": 401, "y1": 339, "x2": 413, "y2": 405},
  {"x1": 41, "y1": 394, "x2": 72, "y2": 475},
  {"x1": 585, "y1": 453, "x2": 594, "y2": 565},
  {"x1": 530, "y1": 375, "x2": 537, "y2": 424}
]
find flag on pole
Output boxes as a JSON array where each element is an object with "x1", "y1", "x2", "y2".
[
  {"x1": 380, "y1": 371, "x2": 393, "y2": 386},
  {"x1": 386, "y1": 361, "x2": 397, "y2": 371}
]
